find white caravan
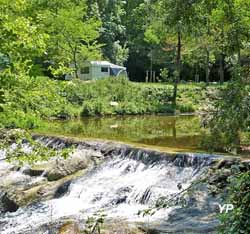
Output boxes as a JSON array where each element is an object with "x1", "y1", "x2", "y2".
[{"x1": 66, "y1": 61, "x2": 127, "y2": 80}]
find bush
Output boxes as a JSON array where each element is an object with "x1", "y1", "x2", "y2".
[
  {"x1": 0, "y1": 75, "x2": 205, "y2": 128},
  {"x1": 160, "y1": 68, "x2": 171, "y2": 83},
  {"x1": 156, "y1": 104, "x2": 175, "y2": 114},
  {"x1": 218, "y1": 172, "x2": 250, "y2": 234},
  {"x1": 81, "y1": 99, "x2": 111, "y2": 116},
  {"x1": 201, "y1": 66, "x2": 249, "y2": 153},
  {"x1": 0, "y1": 110, "x2": 41, "y2": 129},
  {"x1": 177, "y1": 103, "x2": 195, "y2": 113}
]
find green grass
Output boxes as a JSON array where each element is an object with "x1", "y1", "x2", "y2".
[
  {"x1": 0, "y1": 76, "x2": 222, "y2": 129},
  {"x1": 135, "y1": 81, "x2": 224, "y2": 113}
]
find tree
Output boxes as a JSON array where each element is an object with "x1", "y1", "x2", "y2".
[
  {"x1": 42, "y1": 1, "x2": 102, "y2": 78},
  {"x1": 202, "y1": 66, "x2": 249, "y2": 153},
  {"x1": 148, "y1": 0, "x2": 199, "y2": 108},
  {"x1": 185, "y1": 0, "x2": 218, "y2": 84},
  {"x1": 0, "y1": 0, "x2": 48, "y2": 77},
  {"x1": 87, "y1": 0, "x2": 128, "y2": 65},
  {"x1": 208, "y1": 0, "x2": 250, "y2": 83},
  {"x1": 202, "y1": 0, "x2": 250, "y2": 153},
  {"x1": 124, "y1": 0, "x2": 156, "y2": 81}
]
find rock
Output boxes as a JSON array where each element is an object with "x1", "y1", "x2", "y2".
[
  {"x1": 208, "y1": 171, "x2": 230, "y2": 187},
  {"x1": 3, "y1": 185, "x2": 43, "y2": 208},
  {"x1": 110, "y1": 101, "x2": 119, "y2": 107},
  {"x1": 104, "y1": 221, "x2": 145, "y2": 234},
  {"x1": 22, "y1": 167, "x2": 45, "y2": 177},
  {"x1": 0, "y1": 193, "x2": 19, "y2": 212},
  {"x1": 54, "y1": 180, "x2": 72, "y2": 198},
  {"x1": 59, "y1": 221, "x2": 80, "y2": 234},
  {"x1": 0, "y1": 170, "x2": 83, "y2": 209},
  {"x1": 0, "y1": 147, "x2": 101, "y2": 210},
  {"x1": 215, "y1": 159, "x2": 239, "y2": 169},
  {"x1": 149, "y1": 207, "x2": 219, "y2": 234},
  {"x1": 35, "y1": 171, "x2": 84, "y2": 201},
  {"x1": 46, "y1": 149, "x2": 94, "y2": 181},
  {"x1": 241, "y1": 161, "x2": 250, "y2": 170}
]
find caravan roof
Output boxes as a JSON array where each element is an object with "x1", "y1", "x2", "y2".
[{"x1": 89, "y1": 61, "x2": 126, "y2": 70}]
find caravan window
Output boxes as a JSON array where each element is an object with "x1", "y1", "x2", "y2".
[
  {"x1": 81, "y1": 67, "x2": 89, "y2": 74},
  {"x1": 101, "y1": 67, "x2": 109, "y2": 73}
]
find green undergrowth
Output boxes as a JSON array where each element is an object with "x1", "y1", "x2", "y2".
[{"x1": 0, "y1": 76, "x2": 218, "y2": 129}]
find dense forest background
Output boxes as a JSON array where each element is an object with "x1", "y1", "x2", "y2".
[
  {"x1": 1, "y1": 0, "x2": 249, "y2": 82},
  {"x1": 87, "y1": 0, "x2": 250, "y2": 82}
]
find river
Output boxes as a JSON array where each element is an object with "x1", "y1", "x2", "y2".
[{"x1": 36, "y1": 115, "x2": 202, "y2": 152}]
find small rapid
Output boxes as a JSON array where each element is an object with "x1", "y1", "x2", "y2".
[{"x1": 0, "y1": 137, "x2": 219, "y2": 234}]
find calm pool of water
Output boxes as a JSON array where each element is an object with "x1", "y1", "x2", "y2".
[{"x1": 36, "y1": 115, "x2": 203, "y2": 152}]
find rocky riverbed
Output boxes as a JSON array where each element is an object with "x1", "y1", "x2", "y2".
[{"x1": 0, "y1": 133, "x2": 249, "y2": 234}]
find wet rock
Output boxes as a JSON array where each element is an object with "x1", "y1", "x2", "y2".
[
  {"x1": 35, "y1": 171, "x2": 84, "y2": 202},
  {"x1": 147, "y1": 230, "x2": 158, "y2": 234},
  {"x1": 215, "y1": 158, "x2": 239, "y2": 169},
  {"x1": 0, "y1": 145, "x2": 101, "y2": 210},
  {"x1": 46, "y1": 150, "x2": 97, "y2": 181},
  {"x1": 149, "y1": 207, "x2": 219, "y2": 234},
  {"x1": 110, "y1": 186, "x2": 133, "y2": 205},
  {"x1": 0, "y1": 171, "x2": 83, "y2": 209},
  {"x1": 54, "y1": 180, "x2": 72, "y2": 198},
  {"x1": 22, "y1": 167, "x2": 45, "y2": 177},
  {"x1": 59, "y1": 221, "x2": 80, "y2": 234},
  {"x1": 208, "y1": 170, "x2": 230, "y2": 184},
  {"x1": 0, "y1": 193, "x2": 19, "y2": 212},
  {"x1": 111, "y1": 195, "x2": 127, "y2": 205},
  {"x1": 3, "y1": 185, "x2": 42, "y2": 208}
]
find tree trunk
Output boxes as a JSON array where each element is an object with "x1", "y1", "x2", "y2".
[
  {"x1": 195, "y1": 65, "x2": 199, "y2": 83},
  {"x1": 219, "y1": 53, "x2": 224, "y2": 84},
  {"x1": 232, "y1": 131, "x2": 241, "y2": 155},
  {"x1": 172, "y1": 31, "x2": 181, "y2": 109},
  {"x1": 73, "y1": 51, "x2": 79, "y2": 79},
  {"x1": 205, "y1": 49, "x2": 210, "y2": 84},
  {"x1": 237, "y1": 47, "x2": 241, "y2": 66}
]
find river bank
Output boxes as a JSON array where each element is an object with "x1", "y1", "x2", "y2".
[{"x1": 0, "y1": 76, "x2": 221, "y2": 130}]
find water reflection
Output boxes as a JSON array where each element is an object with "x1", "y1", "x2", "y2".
[{"x1": 38, "y1": 115, "x2": 202, "y2": 151}]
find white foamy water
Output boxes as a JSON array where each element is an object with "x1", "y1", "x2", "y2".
[{"x1": 0, "y1": 151, "x2": 206, "y2": 234}]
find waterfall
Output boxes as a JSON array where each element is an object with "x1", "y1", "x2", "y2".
[{"x1": 0, "y1": 136, "x2": 221, "y2": 234}]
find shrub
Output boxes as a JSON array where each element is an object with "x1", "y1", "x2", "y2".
[
  {"x1": 160, "y1": 68, "x2": 171, "y2": 83},
  {"x1": 156, "y1": 104, "x2": 175, "y2": 114},
  {"x1": 218, "y1": 172, "x2": 250, "y2": 234},
  {"x1": 201, "y1": 66, "x2": 249, "y2": 153},
  {"x1": 0, "y1": 110, "x2": 41, "y2": 129},
  {"x1": 0, "y1": 75, "x2": 205, "y2": 128},
  {"x1": 177, "y1": 103, "x2": 195, "y2": 113},
  {"x1": 81, "y1": 99, "x2": 111, "y2": 116}
]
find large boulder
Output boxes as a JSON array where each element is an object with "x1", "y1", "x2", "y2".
[
  {"x1": 0, "y1": 170, "x2": 84, "y2": 211},
  {"x1": 0, "y1": 147, "x2": 104, "y2": 211},
  {"x1": 46, "y1": 149, "x2": 102, "y2": 181}
]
